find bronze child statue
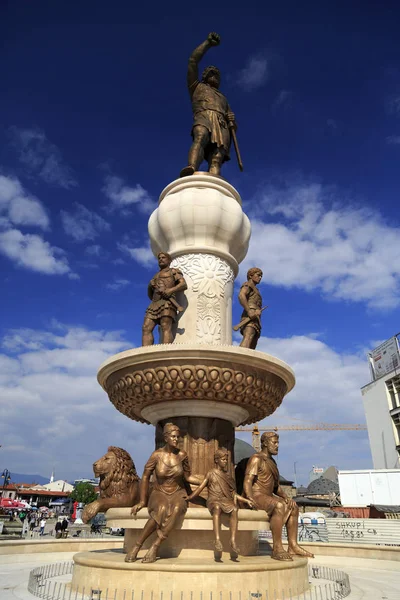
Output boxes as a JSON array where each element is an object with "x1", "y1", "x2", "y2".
[
  {"x1": 180, "y1": 32, "x2": 240, "y2": 177},
  {"x1": 243, "y1": 431, "x2": 314, "y2": 561},
  {"x1": 142, "y1": 252, "x2": 187, "y2": 346},
  {"x1": 187, "y1": 448, "x2": 256, "y2": 554}
]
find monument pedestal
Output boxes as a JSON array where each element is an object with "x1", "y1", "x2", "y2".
[
  {"x1": 107, "y1": 507, "x2": 269, "y2": 557},
  {"x1": 71, "y1": 175, "x2": 308, "y2": 600},
  {"x1": 149, "y1": 174, "x2": 251, "y2": 345},
  {"x1": 70, "y1": 509, "x2": 309, "y2": 599},
  {"x1": 71, "y1": 551, "x2": 309, "y2": 600}
]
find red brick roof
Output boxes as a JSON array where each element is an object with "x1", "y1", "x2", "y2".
[{"x1": 18, "y1": 489, "x2": 69, "y2": 497}]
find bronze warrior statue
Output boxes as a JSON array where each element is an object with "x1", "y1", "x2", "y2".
[
  {"x1": 236, "y1": 267, "x2": 265, "y2": 350},
  {"x1": 125, "y1": 423, "x2": 201, "y2": 563},
  {"x1": 187, "y1": 448, "x2": 256, "y2": 554},
  {"x1": 180, "y1": 32, "x2": 241, "y2": 178},
  {"x1": 243, "y1": 432, "x2": 314, "y2": 561},
  {"x1": 142, "y1": 252, "x2": 187, "y2": 346}
]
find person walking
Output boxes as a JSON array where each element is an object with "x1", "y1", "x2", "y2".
[
  {"x1": 55, "y1": 520, "x2": 62, "y2": 539},
  {"x1": 39, "y1": 517, "x2": 46, "y2": 536},
  {"x1": 61, "y1": 517, "x2": 68, "y2": 537},
  {"x1": 29, "y1": 513, "x2": 36, "y2": 536}
]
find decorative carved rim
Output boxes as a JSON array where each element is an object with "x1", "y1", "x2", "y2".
[
  {"x1": 159, "y1": 173, "x2": 242, "y2": 206},
  {"x1": 98, "y1": 345, "x2": 295, "y2": 426}
]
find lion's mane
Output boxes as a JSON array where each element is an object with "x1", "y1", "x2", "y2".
[{"x1": 98, "y1": 446, "x2": 139, "y2": 499}]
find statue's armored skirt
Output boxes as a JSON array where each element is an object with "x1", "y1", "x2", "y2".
[{"x1": 145, "y1": 450, "x2": 189, "y2": 532}]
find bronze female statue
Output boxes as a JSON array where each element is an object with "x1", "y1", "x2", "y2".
[{"x1": 125, "y1": 423, "x2": 201, "y2": 563}]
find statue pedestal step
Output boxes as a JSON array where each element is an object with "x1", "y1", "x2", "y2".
[
  {"x1": 107, "y1": 507, "x2": 270, "y2": 558},
  {"x1": 71, "y1": 550, "x2": 309, "y2": 600}
]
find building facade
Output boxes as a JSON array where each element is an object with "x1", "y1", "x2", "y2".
[{"x1": 361, "y1": 368, "x2": 400, "y2": 470}]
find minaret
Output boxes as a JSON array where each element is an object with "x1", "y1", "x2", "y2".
[{"x1": 50, "y1": 468, "x2": 54, "y2": 484}]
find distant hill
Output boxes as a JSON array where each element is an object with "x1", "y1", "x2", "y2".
[{"x1": 8, "y1": 473, "x2": 49, "y2": 485}]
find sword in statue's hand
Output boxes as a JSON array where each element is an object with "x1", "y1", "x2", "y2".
[
  {"x1": 160, "y1": 290, "x2": 184, "y2": 313},
  {"x1": 227, "y1": 115, "x2": 243, "y2": 172},
  {"x1": 233, "y1": 306, "x2": 268, "y2": 331}
]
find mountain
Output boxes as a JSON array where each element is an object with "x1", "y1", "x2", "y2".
[{"x1": 6, "y1": 473, "x2": 49, "y2": 485}]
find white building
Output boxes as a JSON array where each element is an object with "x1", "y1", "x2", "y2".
[
  {"x1": 361, "y1": 335, "x2": 400, "y2": 470},
  {"x1": 31, "y1": 480, "x2": 74, "y2": 493}
]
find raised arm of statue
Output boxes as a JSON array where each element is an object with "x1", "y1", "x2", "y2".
[{"x1": 187, "y1": 32, "x2": 221, "y2": 95}]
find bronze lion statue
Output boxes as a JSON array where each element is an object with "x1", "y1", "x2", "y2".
[{"x1": 82, "y1": 446, "x2": 140, "y2": 523}]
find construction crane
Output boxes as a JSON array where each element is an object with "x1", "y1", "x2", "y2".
[{"x1": 235, "y1": 423, "x2": 368, "y2": 451}]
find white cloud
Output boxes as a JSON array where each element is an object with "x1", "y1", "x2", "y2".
[
  {"x1": 244, "y1": 181, "x2": 400, "y2": 309},
  {"x1": 118, "y1": 243, "x2": 155, "y2": 268},
  {"x1": 103, "y1": 175, "x2": 155, "y2": 214},
  {"x1": 272, "y1": 89, "x2": 292, "y2": 112},
  {"x1": 0, "y1": 228, "x2": 72, "y2": 275},
  {"x1": 236, "y1": 333, "x2": 372, "y2": 484},
  {"x1": 85, "y1": 244, "x2": 103, "y2": 257},
  {"x1": 386, "y1": 94, "x2": 400, "y2": 116},
  {"x1": 0, "y1": 323, "x2": 372, "y2": 484},
  {"x1": 61, "y1": 203, "x2": 110, "y2": 242},
  {"x1": 0, "y1": 324, "x2": 152, "y2": 481},
  {"x1": 0, "y1": 174, "x2": 49, "y2": 230},
  {"x1": 386, "y1": 135, "x2": 400, "y2": 145},
  {"x1": 236, "y1": 55, "x2": 270, "y2": 91},
  {"x1": 9, "y1": 127, "x2": 77, "y2": 189},
  {"x1": 106, "y1": 278, "x2": 131, "y2": 291}
]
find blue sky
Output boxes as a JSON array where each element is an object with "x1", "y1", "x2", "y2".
[{"x1": 1, "y1": 1, "x2": 400, "y2": 486}]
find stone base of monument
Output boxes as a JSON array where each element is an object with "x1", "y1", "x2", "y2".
[
  {"x1": 72, "y1": 551, "x2": 308, "y2": 599},
  {"x1": 71, "y1": 509, "x2": 310, "y2": 599},
  {"x1": 109, "y1": 507, "x2": 269, "y2": 557}
]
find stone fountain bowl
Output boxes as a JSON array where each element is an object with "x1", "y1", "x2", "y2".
[{"x1": 97, "y1": 344, "x2": 295, "y2": 426}]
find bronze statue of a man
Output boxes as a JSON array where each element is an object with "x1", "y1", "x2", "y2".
[
  {"x1": 142, "y1": 252, "x2": 187, "y2": 346},
  {"x1": 237, "y1": 267, "x2": 264, "y2": 349},
  {"x1": 180, "y1": 32, "x2": 238, "y2": 178},
  {"x1": 243, "y1": 432, "x2": 314, "y2": 561}
]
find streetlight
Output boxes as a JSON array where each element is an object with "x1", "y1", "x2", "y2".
[{"x1": 1, "y1": 469, "x2": 11, "y2": 498}]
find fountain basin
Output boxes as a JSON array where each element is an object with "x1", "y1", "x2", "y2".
[{"x1": 98, "y1": 344, "x2": 295, "y2": 426}]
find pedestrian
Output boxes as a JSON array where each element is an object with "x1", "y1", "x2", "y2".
[
  {"x1": 61, "y1": 517, "x2": 68, "y2": 537},
  {"x1": 29, "y1": 513, "x2": 36, "y2": 535},
  {"x1": 39, "y1": 517, "x2": 46, "y2": 536},
  {"x1": 55, "y1": 520, "x2": 62, "y2": 539}
]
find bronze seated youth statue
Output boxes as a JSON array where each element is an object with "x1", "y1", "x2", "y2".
[{"x1": 187, "y1": 447, "x2": 256, "y2": 554}]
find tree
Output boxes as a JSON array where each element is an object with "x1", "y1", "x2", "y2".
[{"x1": 69, "y1": 482, "x2": 98, "y2": 504}]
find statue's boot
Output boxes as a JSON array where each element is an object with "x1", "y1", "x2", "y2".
[
  {"x1": 180, "y1": 165, "x2": 195, "y2": 177},
  {"x1": 288, "y1": 545, "x2": 314, "y2": 558},
  {"x1": 271, "y1": 549, "x2": 293, "y2": 561}
]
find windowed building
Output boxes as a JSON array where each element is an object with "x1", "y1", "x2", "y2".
[{"x1": 361, "y1": 335, "x2": 400, "y2": 470}]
